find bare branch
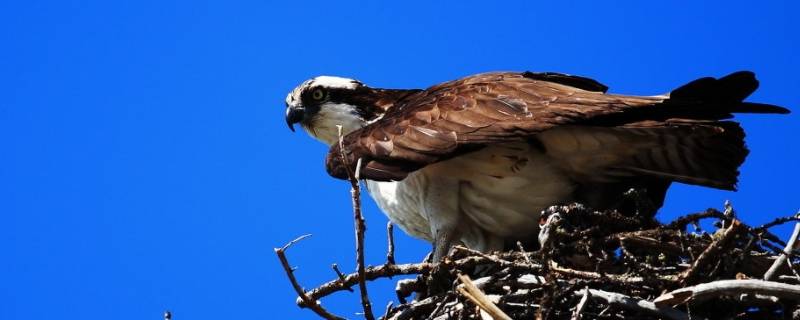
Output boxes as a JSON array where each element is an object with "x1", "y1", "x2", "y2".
[
  {"x1": 453, "y1": 245, "x2": 542, "y2": 271},
  {"x1": 276, "y1": 190, "x2": 800, "y2": 319},
  {"x1": 654, "y1": 279, "x2": 800, "y2": 307},
  {"x1": 331, "y1": 264, "x2": 353, "y2": 292},
  {"x1": 381, "y1": 301, "x2": 393, "y2": 320},
  {"x1": 549, "y1": 261, "x2": 677, "y2": 283},
  {"x1": 577, "y1": 289, "x2": 692, "y2": 320},
  {"x1": 300, "y1": 255, "x2": 511, "y2": 307},
  {"x1": 764, "y1": 222, "x2": 800, "y2": 280},
  {"x1": 516, "y1": 241, "x2": 533, "y2": 265},
  {"x1": 571, "y1": 286, "x2": 590, "y2": 320},
  {"x1": 275, "y1": 235, "x2": 345, "y2": 320},
  {"x1": 679, "y1": 219, "x2": 744, "y2": 285},
  {"x1": 456, "y1": 273, "x2": 512, "y2": 320},
  {"x1": 299, "y1": 263, "x2": 434, "y2": 307},
  {"x1": 385, "y1": 222, "x2": 396, "y2": 265}
]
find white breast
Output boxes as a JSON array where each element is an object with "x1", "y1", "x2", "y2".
[
  {"x1": 365, "y1": 176, "x2": 433, "y2": 242},
  {"x1": 364, "y1": 142, "x2": 576, "y2": 251}
]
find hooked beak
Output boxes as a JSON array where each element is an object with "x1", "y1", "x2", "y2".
[{"x1": 285, "y1": 106, "x2": 304, "y2": 132}]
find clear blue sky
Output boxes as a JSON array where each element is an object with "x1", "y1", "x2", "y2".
[{"x1": 1, "y1": 1, "x2": 797, "y2": 319}]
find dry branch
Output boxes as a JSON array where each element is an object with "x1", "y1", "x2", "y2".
[
  {"x1": 577, "y1": 288, "x2": 692, "y2": 320},
  {"x1": 278, "y1": 193, "x2": 800, "y2": 319},
  {"x1": 275, "y1": 235, "x2": 344, "y2": 320},
  {"x1": 654, "y1": 279, "x2": 800, "y2": 307},
  {"x1": 457, "y1": 273, "x2": 513, "y2": 320},
  {"x1": 386, "y1": 222, "x2": 396, "y2": 265},
  {"x1": 764, "y1": 222, "x2": 800, "y2": 281},
  {"x1": 679, "y1": 219, "x2": 744, "y2": 285}
]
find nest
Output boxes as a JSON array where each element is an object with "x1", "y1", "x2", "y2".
[{"x1": 277, "y1": 200, "x2": 800, "y2": 320}]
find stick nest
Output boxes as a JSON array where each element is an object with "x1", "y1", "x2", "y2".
[{"x1": 278, "y1": 200, "x2": 800, "y2": 320}]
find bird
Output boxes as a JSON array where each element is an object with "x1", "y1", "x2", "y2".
[{"x1": 284, "y1": 71, "x2": 788, "y2": 261}]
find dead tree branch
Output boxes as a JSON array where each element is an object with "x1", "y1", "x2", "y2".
[
  {"x1": 275, "y1": 235, "x2": 344, "y2": 320},
  {"x1": 278, "y1": 194, "x2": 800, "y2": 319},
  {"x1": 654, "y1": 279, "x2": 800, "y2": 307},
  {"x1": 457, "y1": 273, "x2": 513, "y2": 320},
  {"x1": 764, "y1": 222, "x2": 800, "y2": 281},
  {"x1": 386, "y1": 222, "x2": 396, "y2": 265},
  {"x1": 578, "y1": 288, "x2": 692, "y2": 320}
]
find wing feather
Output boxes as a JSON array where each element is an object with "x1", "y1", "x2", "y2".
[{"x1": 325, "y1": 71, "x2": 786, "y2": 181}]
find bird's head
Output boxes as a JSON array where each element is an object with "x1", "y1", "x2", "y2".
[{"x1": 284, "y1": 76, "x2": 417, "y2": 146}]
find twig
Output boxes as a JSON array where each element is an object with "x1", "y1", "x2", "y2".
[
  {"x1": 549, "y1": 261, "x2": 676, "y2": 283},
  {"x1": 538, "y1": 212, "x2": 562, "y2": 247},
  {"x1": 755, "y1": 213, "x2": 800, "y2": 231},
  {"x1": 425, "y1": 292, "x2": 454, "y2": 320},
  {"x1": 331, "y1": 264, "x2": 353, "y2": 292},
  {"x1": 571, "y1": 286, "x2": 590, "y2": 320},
  {"x1": 576, "y1": 288, "x2": 691, "y2": 320},
  {"x1": 679, "y1": 219, "x2": 744, "y2": 285},
  {"x1": 654, "y1": 279, "x2": 800, "y2": 307},
  {"x1": 381, "y1": 301, "x2": 393, "y2": 320},
  {"x1": 764, "y1": 222, "x2": 800, "y2": 281},
  {"x1": 452, "y1": 245, "x2": 542, "y2": 271},
  {"x1": 456, "y1": 273, "x2": 513, "y2": 320},
  {"x1": 387, "y1": 222, "x2": 396, "y2": 265},
  {"x1": 663, "y1": 208, "x2": 728, "y2": 229},
  {"x1": 516, "y1": 241, "x2": 533, "y2": 265},
  {"x1": 388, "y1": 297, "x2": 438, "y2": 320},
  {"x1": 300, "y1": 255, "x2": 512, "y2": 307},
  {"x1": 338, "y1": 125, "x2": 375, "y2": 320},
  {"x1": 275, "y1": 235, "x2": 344, "y2": 320},
  {"x1": 786, "y1": 257, "x2": 800, "y2": 281}
]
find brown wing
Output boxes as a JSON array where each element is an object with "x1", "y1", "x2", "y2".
[{"x1": 326, "y1": 71, "x2": 787, "y2": 181}]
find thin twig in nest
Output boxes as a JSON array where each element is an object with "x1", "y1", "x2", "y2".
[
  {"x1": 456, "y1": 273, "x2": 513, "y2": 320},
  {"x1": 387, "y1": 222, "x2": 396, "y2": 265},
  {"x1": 679, "y1": 219, "x2": 744, "y2": 285},
  {"x1": 764, "y1": 222, "x2": 800, "y2": 281},
  {"x1": 654, "y1": 279, "x2": 800, "y2": 307},
  {"x1": 275, "y1": 234, "x2": 344, "y2": 320},
  {"x1": 577, "y1": 288, "x2": 692, "y2": 320}
]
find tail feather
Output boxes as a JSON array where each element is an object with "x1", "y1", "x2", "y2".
[
  {"x1": 666, "y1": 71, "x2": 790, "y2": 116},
  {"x1": 618, "y1": 122, "x2": 747, "y2": 190},
  {"x1": 671, "y1": 71, "x2": 758, "y2": 103},
  {"x1": 539, "y1": 123, "x2": 749, "y2": 191}
]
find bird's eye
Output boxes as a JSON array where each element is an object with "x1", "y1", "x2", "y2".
[{"x1": 312, "y1": 89, "x2": 325, "y2": 100}]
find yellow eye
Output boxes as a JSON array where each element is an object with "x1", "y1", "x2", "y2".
[{"x1": 312, "y1": 89, "x2": 325, "y2": 100}]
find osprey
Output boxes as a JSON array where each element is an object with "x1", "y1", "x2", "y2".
[{"x1": 284, "y1": 71, "x2": 788, "y2": 260}]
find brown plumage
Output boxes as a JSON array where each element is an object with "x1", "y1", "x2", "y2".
[
  {"x1": 288, "y1": 71, "x2": 788, "y2": 258},
  {"x1": 327, "y1": 71, "x2": 787, "y2": 192}
]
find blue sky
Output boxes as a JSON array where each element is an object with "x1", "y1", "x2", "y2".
[{"x1": 1, "y1": 1, "x2": 797, "y2": 319}]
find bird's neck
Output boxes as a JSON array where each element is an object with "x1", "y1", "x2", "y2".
[{"x1": 304, "y1": 103, "x2": 369, "y2": 146}]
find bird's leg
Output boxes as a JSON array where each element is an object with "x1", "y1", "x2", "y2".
[
  {"x1": 421, "y1": 176, "x2": 462, "y2": 262},
  {"x1": 424, "y1": 226, "x2": 460, "y2": 297},
  {"x1": 432, "y1": 227, "x2": 460, "y2": 261}
]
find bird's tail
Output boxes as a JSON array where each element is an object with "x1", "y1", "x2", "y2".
[
  {"x1": 541, "y1": 123, "x2": 749, "y2": 191},
  {"x1": 613, "y1": 122, "x2": 748, "y2": 190},
  {"x1": 559, "y1": 71, "x2": 788, "y2": 191},
  {"x1": 665, "y1": 71, "x2": 789, "y2": 116},
  {"x1": 614, "y1": 71, "x2": 790, "y2": 190}
]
